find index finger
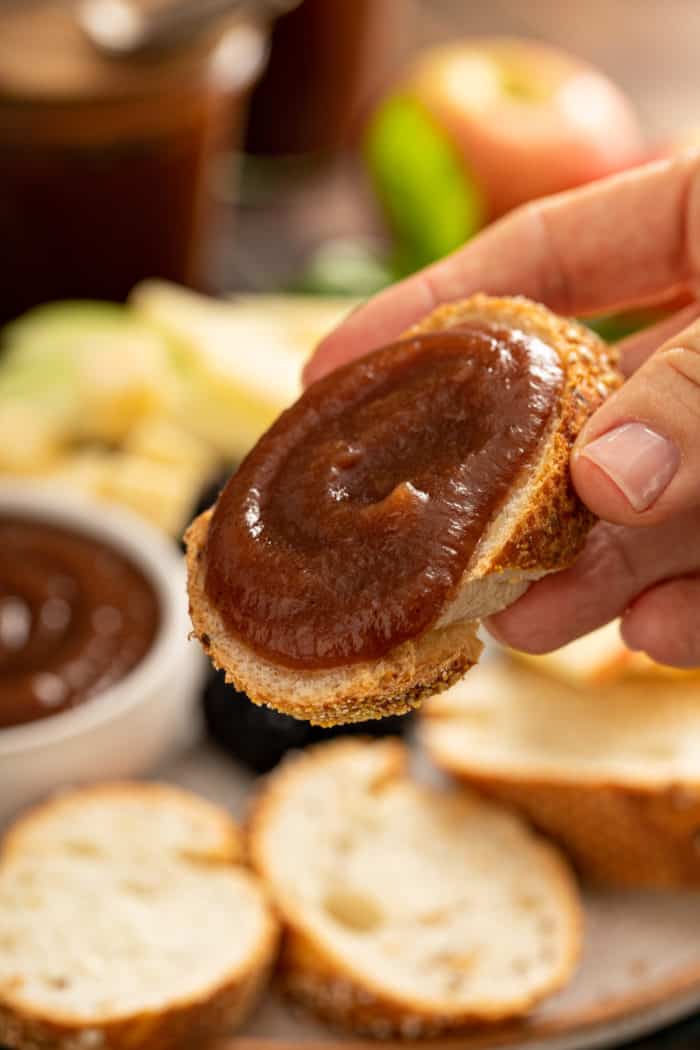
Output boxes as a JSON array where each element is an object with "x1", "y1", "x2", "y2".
[{"x1": 305, "y1": 151, "x2": 700, "y2": 385}]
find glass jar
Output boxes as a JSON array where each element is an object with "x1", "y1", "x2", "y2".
[
  {"x1": 0, "y1": 3, "x2": 267, "y2": 322},
  {"x1": 245, "y1": 0, "x2": 412, "y2": 156}
]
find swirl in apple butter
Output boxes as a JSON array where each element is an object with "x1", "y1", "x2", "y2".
[
  {"x1": 0, "y1": 518, "x2": 159, "y2": 729},
  {"x1": 205, "y1": 322, "x2": 563, "y2": 669}
]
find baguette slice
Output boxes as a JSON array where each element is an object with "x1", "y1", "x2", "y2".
[
  {"x1": 186, "y1": 294, "x2": 620, "y2": 726},
  {"x1": 421, "y1": 662, "x2": 700, "y2": 887},
  {"x1": 249, "y1": 739, "x2": 581, "y2": 1037},
  {"x1": 0, "y1": 783, "x2": 279, "y2": 1050}
]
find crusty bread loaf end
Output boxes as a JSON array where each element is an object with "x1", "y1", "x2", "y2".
[
  {"x1": 422, "y1": 663, "x2": 700, "y2": 887},
  {"x1": 186, "y1": 295, "x2": 620, "y2": 725}
]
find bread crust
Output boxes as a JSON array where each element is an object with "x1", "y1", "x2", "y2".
[
  {"x1": 0, "y1": 966, "x2": 273, "y2": 1050},
  {"x1": 247, "y1": 739, "x2": 582, "y2": 1037},
  {"x1": 423, "y1": 761, "x2": 700, "y2": 889},
  {"x1": 0, "y1": 783, "x2": 279, "y2": 1050},
  {"x1": 0, "y1": 780, "x2": 244, "y2": 863},
  {"x1": 421, "y1": 668, "x2": 700, "y2": 888},
  {"x1": 406, "y1": 297, "x2": 619, "y2": 582},
  {"x1": 185, "y1": 295, "x2": 620, "y2": 726}
]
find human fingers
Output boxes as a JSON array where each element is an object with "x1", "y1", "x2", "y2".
[
  {"x1": 487, "y1": 510, "x2": 700, "y2": 653},
  {"x1": 572, "y1": 314, "x2": 700, "y2": 525},
  {"x1": 620, "y1": 575, "x2": 700, "y2": 667},
  {"x1": 305, "y1": 151, "x2": 700, "y2": 384}
]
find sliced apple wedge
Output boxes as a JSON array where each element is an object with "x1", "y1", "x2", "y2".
[{"x1": 130, "y1": 281, "x2": 358, "y2": 459}]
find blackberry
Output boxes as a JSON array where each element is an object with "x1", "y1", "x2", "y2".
[
  {"x1": 194, "y1": 471, "x2": 412, "y2": 773},
  {"x1": 202, "y1": 667, "x2": 412, "y2": 774}
]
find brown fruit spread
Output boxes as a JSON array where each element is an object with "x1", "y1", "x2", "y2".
[
  {"x1": 0, "y1": 518, "x2": 159, "y2": 729},
  {"x1": 205, "y1": 322, "x2": 563, "y2": 669}
]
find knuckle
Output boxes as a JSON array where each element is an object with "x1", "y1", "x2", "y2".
[
  {"x1": 636, "y1": 615, "x2": 700, "y2": 668},
  {"x1": 486, "y1": 607, "x2": 551, "y2": 653},
  {"x1": 668, "y1": 579, "x2": 700, "y2": 666},
  {"x1": 659, "y1": 323, "x2": 700, "y2": 409},
  {"x1": 661, "y1": 341, "x2": 700, "y2": 391},
  {"x1": 578, "y1": 524, "x2": 642, "y2": 597},
  {"x1": 525, "y1": 204, "x2": 575, "y2": 314},
  {"x1": 676, "y1": 618, "x2": 700, "y2": 666},
  {"x1": 645, "y1": 334, "x2": 700, "y2": 424}
]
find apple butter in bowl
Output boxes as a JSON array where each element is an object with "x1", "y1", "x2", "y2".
[
  {"x1": 0, "y1": 483, "x2": 204, "y2": 823},
  {"x1": 0, "y1": 518, "x2": 159, "y2": 729}
]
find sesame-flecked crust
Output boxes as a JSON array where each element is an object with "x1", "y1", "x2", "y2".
[
  {"x1": 0, "y1": 784, "x2": 280, "y2": 1050},
  {"x1": 0, "y1": 780, "x2": 244, "y2": 864},
  {"x1": 247, "y1": 740, "x2": 583, "y2": 1038},
  {"x1": 406, "y1": 296, "x2": 620, "y2": 580},
  {"x1": 424, "y1": 763, "x2": 700, "y2": 889},
  {"x1": 185, "y1": 295, "x2": 621, "y2": 726},
  {"x1": 0, "y1": 966, "x2": 273, "y2": 1050}
]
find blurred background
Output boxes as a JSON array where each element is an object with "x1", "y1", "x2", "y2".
[
  {"x1": 5, "y1": 0, "x2": 700, "y2": 321},
  {"x1": 2, "y1": 0, "x2": 697, "y2": 527},
  {"x1": 3, "y1": 5, "x2": 700, "y2": 1047}
]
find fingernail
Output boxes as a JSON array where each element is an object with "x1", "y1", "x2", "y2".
[{"x1": 580, "y1": 422, "x2": 680, "y2": 511}]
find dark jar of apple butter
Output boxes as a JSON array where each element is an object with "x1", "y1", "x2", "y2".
[
  {"x1": 245, "y1": 0, "x2": 412, "y2": 156},
  {"x1": 0, "y1": 3, "x2": 268, "y2": 323}
]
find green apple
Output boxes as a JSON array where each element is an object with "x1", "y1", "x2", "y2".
[
  {"x1": 0, "y1": 301, "x2": 176, "y2": 443},
  {"x1": 364, "y1": 92, "x2": 485, "y2": 276}
]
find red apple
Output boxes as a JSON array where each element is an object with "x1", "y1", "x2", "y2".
[{"x1": 405, "y1": 38, "x2": 645, "y2": 218}]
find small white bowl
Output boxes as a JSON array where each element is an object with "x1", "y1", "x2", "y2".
[{"x1": 0, "y1": 482, "x2": 206, "y2": 824}]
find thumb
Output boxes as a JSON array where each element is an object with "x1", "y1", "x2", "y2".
[{"x1": 571, "y1": 317, "x2": 700, "y2": 526}]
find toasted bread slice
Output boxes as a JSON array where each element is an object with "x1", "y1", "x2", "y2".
[
  {"x1": 249, "y1": 738, "x2": 582, "y2": 1036},
  {"x1": 186, "y1": 295, "x2": 619, "y2": 726},
  {"x1": 421, "y1": 662, "x2": 700, "y2": 887},
  {"x1": 0, "y1": 783, "x2": 278, "y2": 1050}
]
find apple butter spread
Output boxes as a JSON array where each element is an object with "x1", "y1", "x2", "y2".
[
  {"x1": 0, "y1": 518, "x2": 159, "y2": 729},
  {"x1": 205, "y1": 322, "x2": 563, "y2": 669}
]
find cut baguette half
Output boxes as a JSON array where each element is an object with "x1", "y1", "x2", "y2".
[
  {"x1": 421, "y1": 662, "x2": 700, "y2": 887},
  {"x1": 249, "y1": 738, "x2": 582, "y2": 1037},
  {"x1": 185, "y1": 294, "x2": 620, "y2": 726},
  {"x1": 0, "y1": 782, "x2": 279, "y2": 1050}
]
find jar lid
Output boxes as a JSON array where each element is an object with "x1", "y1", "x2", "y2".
[{"x1": 0, "y1": 1, "x2": 265, "y2": 103}]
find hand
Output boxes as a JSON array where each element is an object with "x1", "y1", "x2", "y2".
[{"x1": 304, "y1": 152, "x2": 700, "y2": 667}]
